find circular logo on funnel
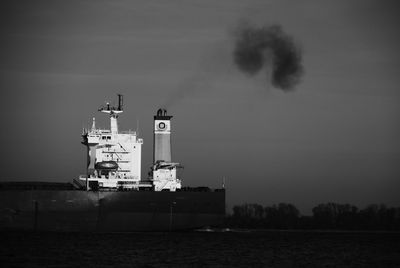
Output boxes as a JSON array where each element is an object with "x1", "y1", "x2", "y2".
[{"x1": 158, "y1": 122, "x2": 166, "y2": 130}]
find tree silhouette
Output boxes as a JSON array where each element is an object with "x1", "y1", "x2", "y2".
[{"x1": 226, "y1": 202, "x2": 400, "y2": 230}]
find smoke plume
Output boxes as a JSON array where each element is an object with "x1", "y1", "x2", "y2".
[{"x1": 233, "y1": 23, "x2": 303, "y2": 90}]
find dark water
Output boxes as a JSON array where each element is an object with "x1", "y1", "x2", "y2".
[{"x1": 1, "y1": 230, "x2": 399, "y2": 267}]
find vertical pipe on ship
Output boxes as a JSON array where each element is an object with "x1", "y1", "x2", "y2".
[{"x1": 117, "y1": 94, "x2": 123, "y2": 111}]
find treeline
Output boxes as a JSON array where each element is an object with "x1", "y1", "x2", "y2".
[{"x1": 225, "y1": 203, "x2": 400, "y2": 230}]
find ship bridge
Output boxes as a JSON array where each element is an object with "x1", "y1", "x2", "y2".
[
  {"x1": 79, "y1": 96, "x2": 181, "y2": 192},
  {"x1": 79, "y1": 95, "x2": 148, "y2": 191}
]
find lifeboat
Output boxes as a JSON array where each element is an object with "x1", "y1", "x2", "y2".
[{"x1": 95, "y1": 161, "x2": 118, "y2": 170}]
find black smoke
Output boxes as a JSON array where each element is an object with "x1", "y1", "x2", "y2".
[{"x1": 234, "y1": 23, "x2": 303, "y2": 90}]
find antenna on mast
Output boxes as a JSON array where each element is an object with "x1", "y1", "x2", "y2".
[
  {"x1": 98, "y1": 94, "x2": 123, "y2": 115},
  {"x1": 98, "y1": 94, "x2": 124, "y2": 134}
]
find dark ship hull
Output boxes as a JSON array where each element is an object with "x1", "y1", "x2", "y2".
[{"x1": 0, "y1": 183, "x2": 225, "y2": 232}]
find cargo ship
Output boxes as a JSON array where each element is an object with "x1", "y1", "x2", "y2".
[{"x1": 0, "y1": 95, "x2": 225, "y2": 231}]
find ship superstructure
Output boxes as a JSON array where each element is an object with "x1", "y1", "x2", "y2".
[
  {"x1": 80, "y1": 94, "x2": 147, "y2": 190},
  {"x1": 79, "y1": 95, "x2": 182, "y2": 192}
]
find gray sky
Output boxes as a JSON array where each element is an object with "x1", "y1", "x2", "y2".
[{"x1": 1, "y1": 0, "x2": 399, "y2": 214}]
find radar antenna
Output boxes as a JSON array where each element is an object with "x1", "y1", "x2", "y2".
[
  {"x1": 98, "y1": 94, "x2": 123, "y2": 134},
  {"x1": 98, "y1": 94, "x2": 124, "y2": 115}
]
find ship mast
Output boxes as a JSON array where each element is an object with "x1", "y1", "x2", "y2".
[{"x1": 98, "y1": 94, "x2": 124, "y2": 134}]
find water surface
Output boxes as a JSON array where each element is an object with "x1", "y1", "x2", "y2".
[{"x1": 1, "y1": 230, "x2": 399, "y2": 267}]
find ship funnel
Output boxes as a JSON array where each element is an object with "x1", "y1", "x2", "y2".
[{"x1": 153, "y1": 109, "x2": 173, "y2": 164}]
